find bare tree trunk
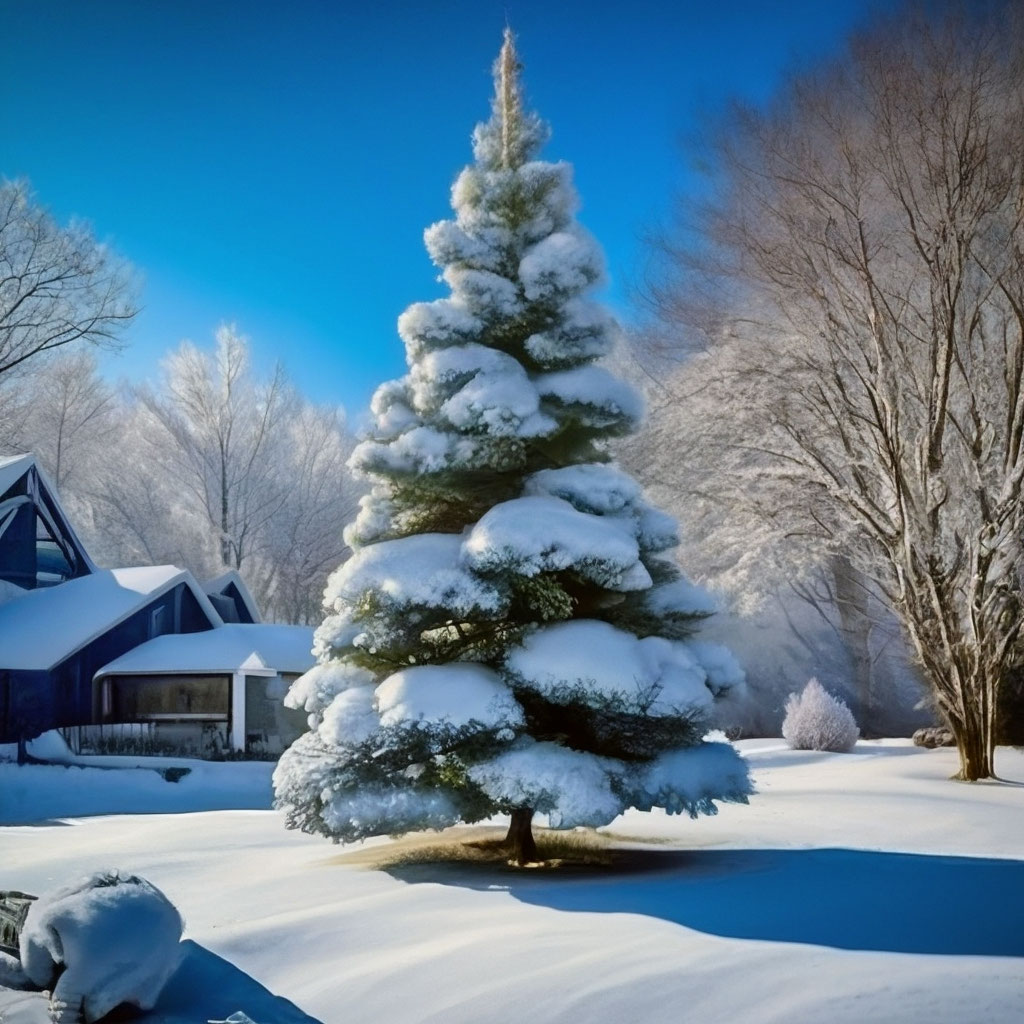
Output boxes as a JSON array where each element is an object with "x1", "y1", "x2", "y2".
[
  {"x1": 504, "y1": 808, "x2": 537, "y2": 865},
  {"x1": 947, "y1": 704, "x2": 995, "y2": 781},
  {"x1": 220, "y1": 451, "x2": 231, "y2": 566},
  {"x1": 831, "y1": 556, "x2": 877, "y2": 736}
]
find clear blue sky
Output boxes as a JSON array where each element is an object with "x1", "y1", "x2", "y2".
[{"x1": 1, "y1": 0, "x2": 893, "y2": 418}]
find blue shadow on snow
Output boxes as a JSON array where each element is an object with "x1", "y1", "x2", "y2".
[
  {"x1": 390, "y1": 846, "x2": 1024, "y2": 958},
  {"x1": 145, "y1": 939, "x2": 322, "y2": 1023}
]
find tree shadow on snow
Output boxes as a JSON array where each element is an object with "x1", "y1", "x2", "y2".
[
  {"x1": 388, "y1": 846, "x2": 1024, "y2": 958},
  {"x1": 144, "y1": 940, "x2": 321, "y2": 1023}
]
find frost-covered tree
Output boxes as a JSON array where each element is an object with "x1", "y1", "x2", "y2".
[
  {"x1": 643, "y1": 3, "x2": 1024, "y2": 779},
  {"x1": 85, "y1": 326, "x2": 356, "y2": 624},
  {"x1": 274, "y1": 31, "x2": 751, "y2": 863},
  {"x1": 0, "y1": 350, "x2": 116, "y2": 495}
]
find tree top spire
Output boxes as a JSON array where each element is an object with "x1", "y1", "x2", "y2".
[
  {"x1": 497, "y1": 27, "x2": 522, "y2": 169},
  {"x1": 472, "y1": 27, "x2": 548, "y2": 170}
]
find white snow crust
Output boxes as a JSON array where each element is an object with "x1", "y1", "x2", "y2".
[
  {"x1": 0, "y1": 567, "x2": 216, "y2": 671},
  {"x1": 351, "y1": 424, "x2": 483, "y2": 476},
  {"x1": 375, "y1": 663, "x2": 523, "y2": 732},
  {"x1": 523, "y1": 463, "x2": 641, "y2": 514},
  {"x1": 366, "y1": 380, "x2": 419, "y2": 440},
  {"x1": 443, "y1": 267, "x2": 521, "y2": 318},
  {"x1": 522, "y1": 463, "x2": 677, "y2": 552},
  {"x1": 284, "y1": 661, "x2": 376, "y2": 723},
  {"x1": 317, "y1": 685, "x2": 380, "y2": 748},
  {"x1": 311, "y1": 608, "x2": 362, "y2": 659},
  {"x1": 410, "y1": 344, "x2": 555, "y2": 438},
  {"x1": 687, "y1": 641, "x2": 747, "y2": 696},
  {"x1": 469, "y1": 740, "x2": 623, "y2": 828},
  {"x1": 95, "y1": 623, "x2": 314, "y2": 678},
  {"x1": 628, "y1": 742, "x2": 753, "y2": 816},
  {"x1": 523, "y1": 298, "x2": 616, "y2": 367},
  {"x1": 462, "y1": 495, "x2": 651, "y2": 590},
  {"x1": 321, "y1": 786, "x2": 459, "y2": 837},
  {"x1": 3, "y1": 743, "x2": 1023, "y2": 1024},
  {"x1": 536, "y1": 365, "x2": 643, "y2": 427},
  {"x1": 506, "y1": 619, "x2": 714, "y2": 717},
  {"x1": 644, "y1": 579, "x2": 720, "y2": 617},
  {"x1": 323, "y1": 532, "x2": 505, "y2": 618},
  {"x1": 397, "y1": 300, "x2": 481, "y2": 358},
  {"x1": 519, "y1": 229, "x2": 603, "y2": 301}
]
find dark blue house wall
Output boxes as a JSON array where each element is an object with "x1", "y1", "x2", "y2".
[
  {"x1": 0, "y1": 583, "x2": 216, "y2": 743},
  {"x1": 0, "y1": 668, "x2": 51, "y2": 745}
]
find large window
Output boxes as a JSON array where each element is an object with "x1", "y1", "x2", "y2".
[{"x1": 100, "y1": 675, "x2": 230, "y2": 722}]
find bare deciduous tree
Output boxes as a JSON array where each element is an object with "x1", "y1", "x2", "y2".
[
  {"x1": 134, "y1": 324, "x2": 295, "y2": 574},
  {"x1": 87, "y1": 325, "x2": 356, "y2": 623},
  {"x1": 0, "y1": 180, "x2": 136, "y2": 378},
  {"x1": 5, "y1": 351, "x2": 117, "y2": 493},
  {"x1": 648, "y1": 2, "x2": 1024, "y2": 779}
]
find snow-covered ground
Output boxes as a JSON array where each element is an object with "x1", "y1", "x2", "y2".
[{"x1": 1, "y1": 740, "x2": 1022, "y2": 1023}]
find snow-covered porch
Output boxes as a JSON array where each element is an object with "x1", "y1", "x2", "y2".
[{"x1": 89, "y1": 624, "x2": 313, "y2": 757}]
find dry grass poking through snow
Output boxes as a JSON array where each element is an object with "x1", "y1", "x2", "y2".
[{"x1": 325, "y1": 824, "x2": 674, "y2": 872}]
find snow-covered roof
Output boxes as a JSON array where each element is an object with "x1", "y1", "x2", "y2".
[
  {"x1": 0, "y1": 566, "x2": 221, "y2": 671},
  {"x1": 202, "y1": 569, "x2": 262, "y2": 624},
  {"x1": 0, "y1": 452, "x2": 33, "y2": 497},
  {"x1": 94, "y1": 623, "x2": 315, "y2": 679}
]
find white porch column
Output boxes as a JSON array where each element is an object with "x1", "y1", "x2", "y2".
[{"x1": 230, "y1": 670, "x2": 246, "y2": 752}]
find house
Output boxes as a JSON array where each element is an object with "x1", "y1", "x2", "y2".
[{"x1": 0, "y1": 453, "x2": 312, "y2": 757}]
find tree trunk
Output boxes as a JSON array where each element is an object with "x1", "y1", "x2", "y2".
[
  {"x1": 948, "y1": 705, "x2": 995, "y2": 781},
  {"x1": 832, "y1": 557, "x2": 877, "y2": 736},
  {"x1": 504, "y1": 807, "x2": 538, "y2": 865}
]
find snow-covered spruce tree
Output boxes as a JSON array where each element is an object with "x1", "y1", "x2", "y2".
[{"x1": 273, "y1": 30, "x2": 751, "y2": 863}]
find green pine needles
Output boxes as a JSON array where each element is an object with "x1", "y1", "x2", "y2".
[{"x1": 274, "y1": 30, "x2": 751, "y2": 862}]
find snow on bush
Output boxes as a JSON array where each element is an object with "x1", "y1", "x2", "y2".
[
  {"x1": 523, "y1": 462, "x2": 641, "y2": 515},
  {"x1": 375, "y1": 663, "x2": 524, "y2": 732},
  {"x1": 644, "y1": 579, "x2": 720, "y2": 617},
  {"x1": 523, "y1": 297, "x2": 615, "y2": 368},
  {"x1": 505, "y1": 619, "x2": 714, "y2": 718},
  {"x1": 463, "y1": 495, "x2": 651, "y2": 590},
  {"x1": 321, "y1": 784, "x2": 461, "y2": 838},
  {"x1": 324, "y1": 532, "x2": 506, "y2": 619},
  {"x1": 688, "y1": 642, "x2": 747, "y2": 697},
  {"x1": 318, "y1": 685, "x2": 380, "y2": 748},
  {"x1": 519, "y1": 228, "x2": 604, "y2": 301},
  {"x1": 284, "y1": 661, "x2": 375, "y2": 726},
  {"x1": 397, "y1": 299, "x2": 481, "y2": 358},
  {"x1": 782, "y1": 678, "x2": 860, "y2": 752},
  {"x1": 409, "y1": 343, "x2": 555, "y2": 438},
  {"x1": 628, "y1": 742, "x2": 754, "y2": 817},
  {"x1": 468, "y1": 740, "x2": 622, "y2": 828},
  {"x1": 19, "y1": 871, "x2": 182, "y2": 1023},
  {"x1": 535, "y1": 364, "x2": 644, "y2": 431}
]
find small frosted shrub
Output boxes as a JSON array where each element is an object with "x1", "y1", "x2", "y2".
[{"x1": 782, "y1": 678, "x2": 859, "y2": 752}]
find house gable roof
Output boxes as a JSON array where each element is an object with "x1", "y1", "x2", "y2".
[
  {"x1": 203, "y1": 569, "x2": 262, "y2": 624},
  {"x1": 0, "y1": 565, "x2": 223, "y2": 671},
  {"x1": 93, "y1": 623, "x2": 315, "y2": 678},
  {"x1": 0, "y1": 453, "x2": 96, "y2": 583},
  {"x1": 0, "y1": 453, "x2": 34, "y2": 497}
]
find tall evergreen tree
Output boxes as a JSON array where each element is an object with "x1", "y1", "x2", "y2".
[{"x1": 274, "y1": 30, "x2": 751, "y2": 863}]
